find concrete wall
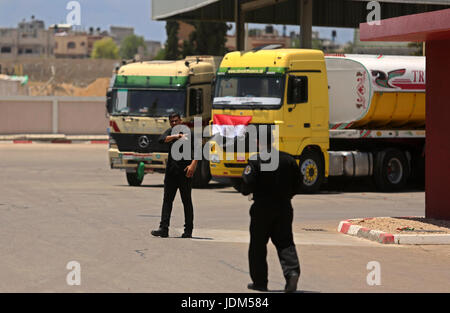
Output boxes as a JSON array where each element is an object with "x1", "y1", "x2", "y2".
[
  {"x1": 0, "y1": 80, "x2": 29, "y2": 96},
  {"x1": 0, "y1": 96, "x2": 108, "y2": 135}
]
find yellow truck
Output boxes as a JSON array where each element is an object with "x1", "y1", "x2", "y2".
[
  {"x1": 106, "y1": 56, "x2": 220, "y2": 188},
  {"x1": 209, "y1": 48, "x2": 425, "y2": 192}
]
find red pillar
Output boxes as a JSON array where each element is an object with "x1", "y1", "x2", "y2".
[{"x1": 425, "y1": 39, "x2": 450, "y2": 220}]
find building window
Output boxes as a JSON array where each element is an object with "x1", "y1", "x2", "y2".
[
  {"x1": 1, "y1": 47, "x2": 12, "y2": 53},
  {"x1": 81, "y1": 42, "x2": 85, "y2": 46},
  {"x1": 67, "y1": 42, "x2": 76, "y2": 49}
]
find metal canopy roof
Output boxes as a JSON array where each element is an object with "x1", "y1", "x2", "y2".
[{"x1": 152, "y1": 0, "x2": 450, "y2": 28}]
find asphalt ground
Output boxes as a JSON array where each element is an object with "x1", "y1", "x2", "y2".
[{"x1": 0, "y1": 144, "x2": 449, "y2": 293}]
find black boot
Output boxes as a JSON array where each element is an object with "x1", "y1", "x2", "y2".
[
  {"x1": 247, "y1": 283, "x2": 268, "y2": 292},
  {"x1": 277, "y1": 245, "x2": 300, "y2": 292},
  {"x1": 181, "y1": 229, "x2": 192, "y2": 238},
  {"x1": 151, "y1": 227, "x2": 169, "y2": 238},
  {"x1": 284, "y1": 273, "x2": 299, "y2": 293}
]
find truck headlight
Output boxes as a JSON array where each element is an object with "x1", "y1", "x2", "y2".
[
  {"x1": 210, "y1": 154, "x2": 220, "y2": 163},
  {"x1": 111, "y1": 157, "x2": 122, "y2": 164},
  {"x1": 109, "y1": 137, "x2": 117, "y2": 148}
]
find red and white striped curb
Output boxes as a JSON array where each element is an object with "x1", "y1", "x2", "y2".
[{"x1": 338, "y1": 217, "x2": 450, "y2": 245}]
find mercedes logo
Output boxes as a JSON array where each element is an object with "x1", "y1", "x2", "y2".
[{"x1": 138, "y1": 135, "x2": 150, "y2": 148}]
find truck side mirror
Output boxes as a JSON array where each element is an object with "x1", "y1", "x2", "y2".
[
  {"x1": 189, "y1": 88, "x2": 203, "y2": 116},
  {"x1": 196, "y1": 89, "x2": 203, "y2": 114},
  {"x1": 106, "y1": 90, "x2": 113, "y2": 114},
  {"x1": 287, "y1": 75, "x2": 308, "y2": 105},
  {"x1": 211, "y1": 77, "x2": 216, "y2": 102}
]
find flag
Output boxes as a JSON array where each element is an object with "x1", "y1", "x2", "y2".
[{"x1": 212, "y1": 114, "x2": 252, "y2": 138}]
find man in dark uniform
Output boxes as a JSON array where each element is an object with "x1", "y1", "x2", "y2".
[
  {"x1": 241, "y1": 131, "x2": 301, "y2": 293},
  {"x1": 151, "y1": 113, "x2": 197, "y2": 238}
]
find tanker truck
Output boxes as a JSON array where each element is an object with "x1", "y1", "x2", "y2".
[
  {"x1": 208, "y1": 48, "x2": 425, "y2": 192},
  {"x1": 106, "y1": 56, "x2": 220, "y2": 188}
]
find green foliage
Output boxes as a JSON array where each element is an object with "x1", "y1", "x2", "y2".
[
  {"x1": 311, "y1": 39, "x2": 323, "y2": 50},
  {"x1": 153, "y1": 48, "x2": 166, "y2": 60},
  {"x1": 119, "y1": 34, "x2": 146, "y2": 60},
  {"x1": 344, "y1": 43, "x2": 354, "y2": 54},
  {"x1": 408, "y1": 42, "x2": 424, "y2": 56},
  {"x1": 91, "y1": 37, "x2": 119, "y2": 59},
  {"x1": 165, "y1": 21, "x2": 180, "y2": 60},
  {"x1": 291, "y1": 38, "x2": 323, "y2": 50},
  {"x1": 181, "y1": 21, "x2": 231, "y2": 58}
]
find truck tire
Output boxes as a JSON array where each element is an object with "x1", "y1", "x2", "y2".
[
  {"x1": 192, "y1": 160, "x2": 212, "y2": 188},
  {"x1": 126, "y1": 172, "x2": 143, "y2": 186},
  {"x1": 373, "y1": 148, "x2": 410, "y2": 192},
  {"x1": 299, "y1": 149, "x2": 324, "y2": 194}
]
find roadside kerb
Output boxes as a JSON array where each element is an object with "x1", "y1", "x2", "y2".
[
  {"x1": 0, "y1": 134, "x2": 108, "y2": 144},
  {"x1": 338, "y1": 218, "x2": 450, "y2": 245}
]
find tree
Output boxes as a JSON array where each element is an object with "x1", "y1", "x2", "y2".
[
  {"x1": 181, "y1": 21, "x2": 230, "y2": 58},
  {"x1": 91, "y1": 37, "x2": 119, "y2": 59},
  {"x1": 119, "y1": 34, "x2": 146, "y2": 60},
  {"x1": 165, "y1": 21, "x2": 180, "y2": 60},
  {"x1": 408, "y1": 42, "x2": 424, "y2": 56},
  {"x1": 153, "y1": 48, "x2": 166, "y2": 60}
]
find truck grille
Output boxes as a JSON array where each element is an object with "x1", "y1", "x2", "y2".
[
  {"x1": 211, "y1": 123, "x2": 275, "y2": 153},
  {"x1": 224, "y1": 163, "x2": 247, "y2": 168},
  {"x1": 111, "y1": 133, "x2": 169, "y2": 153}
]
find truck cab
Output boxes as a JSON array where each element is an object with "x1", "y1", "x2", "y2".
[
  {"x1": 209, "y1": 48, "x2": 330, "y2": 191},
  {"x1": 107, "y1": 56, "x2": 220, "y2": 187}
]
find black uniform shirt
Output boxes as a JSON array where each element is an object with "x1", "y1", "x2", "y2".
[
  {"x1": 241, "y1": 150, "x2": 301, "y2": 202},
  {"x1": 159, "y1": 128, "x2": 194, "y2": 176}
]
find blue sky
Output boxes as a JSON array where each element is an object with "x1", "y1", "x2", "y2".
[{"x1": 0, "y1": 0, "x2": 355, "y2": 44}]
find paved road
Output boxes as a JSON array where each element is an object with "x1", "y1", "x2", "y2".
[{"x1": 0, "y1": 144, "x2": 449, "y2": 292}]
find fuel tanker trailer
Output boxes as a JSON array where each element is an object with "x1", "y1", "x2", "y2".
[{"x1": 208, "y1": 49, "x2": 425, "y2": 192}]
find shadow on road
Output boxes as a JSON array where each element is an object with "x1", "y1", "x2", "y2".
[
  {"x1": 267, "y1": 289, "x2": 320, "y2": 293},
  {"x1": 318, "y1": 177, "x2": 424, "y2": 194},
  {"x1": 116, "y1": 177, "x2": 424, "y2": 194},
  {"x1": 194, "y1": 183, "x2": 232, "y2": 190},
  {"x1": 177, "y1": 236, "x2": 214, "y2": 240}
]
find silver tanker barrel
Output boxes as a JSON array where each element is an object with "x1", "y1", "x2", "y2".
[{"x1": 325, "y1": 54, "x2": 426, "y2": 130}]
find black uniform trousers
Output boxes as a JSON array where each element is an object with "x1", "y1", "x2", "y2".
[
  {"x1": 249, "y1": 198, "x2": 300, "y2": 287},
  {"x1": 159, "y1": 172, "x2": 194, "y2": 231}
]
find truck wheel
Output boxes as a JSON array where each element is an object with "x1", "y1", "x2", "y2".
[
  {"x1": 126, "y1": 172, "x2": 143, "y2": 186},
  {"x1": 373, "y1": 149, "x2": 409, "y2": 192},
  {"x1": 299, "y1": 149, "x2": 324, "y2": 194},
  {"x1": 192, "y1": 160, "x2": 212, "y2": 188}
]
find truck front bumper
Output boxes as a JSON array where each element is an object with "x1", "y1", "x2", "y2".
[
  {"x1": 108, "y1": 148, "x2": 168, "y2": 172},
  {"x1": 209, "y1": 152, "x2": 248, "y2": 178}
]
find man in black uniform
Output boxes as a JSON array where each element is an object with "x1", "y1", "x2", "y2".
[
  {"x1": 151, "y1": 113, "x2": 197, "y2": 238},
  {"x1": 241, "y1": 131, "x2": 301, "y2": 292}
]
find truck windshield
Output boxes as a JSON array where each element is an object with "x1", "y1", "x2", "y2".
[
  {"x1": 213, "y1": 75, "x2": 285, "y2": 108},
  {"x1": 111, "y1": 89, "x2": 186, "y2": 117}
]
